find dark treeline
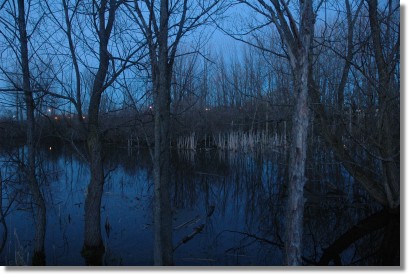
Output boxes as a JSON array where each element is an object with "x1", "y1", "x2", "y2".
[
  {"x1": 0, "y1": 0, "x2": 399, "y2": 266},
  {"x1": 1, "y1": 96, "x2": 288, "y2": 149}
]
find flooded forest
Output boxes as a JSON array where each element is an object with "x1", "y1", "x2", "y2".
[{"x1": 0, "y1": 0, "x2": 400, "y2": 266}]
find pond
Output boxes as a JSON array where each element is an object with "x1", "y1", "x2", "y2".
[{"x1": 0, "y1": 143, "x2": 398, "y2": 265}]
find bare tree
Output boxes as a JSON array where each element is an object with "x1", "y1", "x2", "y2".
[
  {"x1": 126, "y1": 0, "x2": 227, "y2": 265},
  {"x1": 33, "y1": 0, "x2": 146, "y2": 264},
  {"x1": 0, "y1": 0, "x2": 47, "y2": 265},
  {"x1": 366, "y1": 0, "x2": 399, "y2": 208},
  {"x1": 82, "y1": 0, "x2": 117, "y2": 257},
  {"x1": 238, "y1": 0, "x2": 316, "y2": 265},
  {"x1": 310, "y1": 0, "x2": 399, "y2": 209}
]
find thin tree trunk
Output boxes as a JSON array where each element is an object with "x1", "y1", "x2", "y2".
[
  {"x1": 0, "y1": 171, "x2": 7, "y2": 254},
  {"x1": 367, "y1": 0, "x2": 400, "y2": 208},
  {"x1": 17, "y1": 0, "x2": 46, "y2": 265},
  {"x1": 311, "y1": 0, "x2": 399, "y2": 209},
  {"x1": 153, "y1": 80, "x2": 173, "y2": 265},
  {"x1": 153, "y1": 0, "x2": 173, "y2": 265},
  {"x1": 62, "y1": 0, "x2": 83, "y2": 121}
]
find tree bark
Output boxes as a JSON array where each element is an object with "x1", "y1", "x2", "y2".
[
  {"x1": 281, "y1": 0, "x2": 314, "y2": 265},
  {"x1": 83, "y1": 57, "x2": 107, "y2": 253},
  {"x1": 82, "y1": 0, "x2": 116, "y2": 265},
  {"x1": 82, "y1": 107, "x2": 105, "y2": 265},
  {"x1": 244, "y1": 0, "x2": 314, "y2": 265},
  {"x1": 153, "y1": 0, "x2": 173, "y2": 266},
  {"x1": 153, "y1": 75, "x2": 173, "y2": 266},
  {"x1": 285, "y1": 57, "x2": 310, "y2": 266},
  {"x1": 17, "y1": 0, "x2": 46, "y2": 265}
]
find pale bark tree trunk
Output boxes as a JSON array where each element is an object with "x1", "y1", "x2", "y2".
[
  {"x1": 240, "y1": 0, "x2": 314, "y2": 265},
  {"x1": 285, "y1": 59, "x2": 310, "y2": 265},
  {"x1": 271, "y1": 0, "x2": 314, "y2": 265},
  {"x1": 17, "y1": 0, "x2": 46, "y2": 265}
]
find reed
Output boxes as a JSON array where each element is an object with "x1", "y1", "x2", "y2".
[
  {"x1": 176, "y1": 130, "x2": 286, "y2": 152},
  {"x1": 176, "y1": 132, "x2": 197, "y2": 150}
]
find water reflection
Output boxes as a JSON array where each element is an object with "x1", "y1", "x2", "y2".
[{"x1": 0, "y1": 144, "x2": 398, "y2": 265}]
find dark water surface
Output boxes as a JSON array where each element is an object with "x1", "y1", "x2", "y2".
[{"x1": 0, "y1": 144, "x2": 397, "y2": 265}]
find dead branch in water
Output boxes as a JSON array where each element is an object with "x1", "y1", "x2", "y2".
[
  {"x1": 173, "y1": 224, "x2": 205, "y2": 252},
  {"x1": 222, "y1": 230, "x2": 284, "y2": 249},
  {"x1": 173, "y1": 216, "x2": 201, "y2": 230}
]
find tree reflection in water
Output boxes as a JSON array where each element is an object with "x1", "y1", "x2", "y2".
[{"x1": 0, "y1": 144, "x2": 398, "y2": 265}]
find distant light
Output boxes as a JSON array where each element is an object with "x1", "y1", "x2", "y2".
[
  {"x1": 54, "y1": 116, "x2": 58, "y2": 120},
  {"x1": 82, "y1": 116, "x2": 86, "y2": 119},
  {"x1": 149, "y1": 106, "x2": 153, "y2": 110},
  {"x1": 205, "y1": 108, "x2": 210, "y2": 111},
  {"x1": 48, "y1": 109, "x2": 51, "y2": 112},
  {"x1": 49, "y1": 147, "x2": 52, "y2": 151}
]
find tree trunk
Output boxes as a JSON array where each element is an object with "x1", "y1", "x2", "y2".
[
  {"x1": 367, "y1": 0, "x2": 400, "y2": 208},
  {"x1": 285, "y1": 60, "x2": 310, "y2": 266},
  {"x1": 281, "y1": 0, "x2": 314, "y2": 265},
  {"x1": 82, "y1": 111, "x2": 105, "y2": 265},
  {"x1": 17, "y1": 0, "x2": 46, "y2": 265},
  {"x1": 82, "y1": 57, "x2": 107, "y2": 267},
  {"x1": 81, "y1": 1, "x2": 116, "y2": 265},
  {"x1": 310, "y1": 0, "x2": 399, "y2": 209},
  {"x1": 153, "y1": 0, "x2": 173, "y2": 266},
  {"x1": 0, "y1": 171, "x2": 7, "y2": 254},
  {"x1": 153, "y1": 79, "x2": 173, "y2": 265}
]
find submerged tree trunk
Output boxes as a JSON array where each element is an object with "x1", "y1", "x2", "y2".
[
  {"x1": 17, "y1": 0, "x2": 46, "y2": 265},
  {"x1": 153, "y1": 77, "x2": 173, "y2": 265},
  {"x1": 82, "y1": 0, "x2": 117, "y2": 265},
  {"x1": 128, "y1": 0, "x2": 223, "y2": 264},
  {"x1": 82, "y1": 105, "x2": 105, "y2": 265},
  {"x1": 153, "y1": 0, "x2": 173, "y2": 265}
]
